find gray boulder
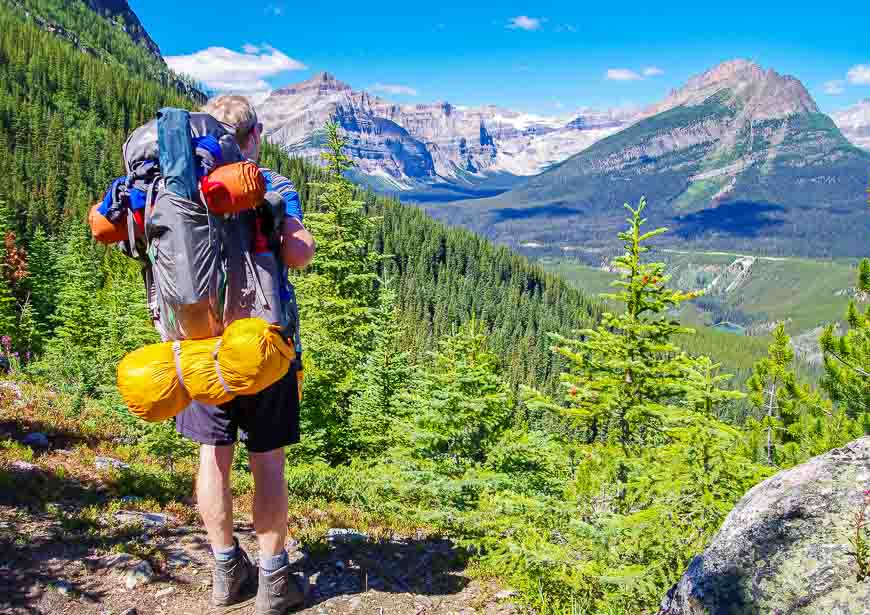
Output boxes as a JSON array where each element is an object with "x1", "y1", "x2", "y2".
[{"x1": 660, "y1": 437, "x2": 870, "y2": 615}]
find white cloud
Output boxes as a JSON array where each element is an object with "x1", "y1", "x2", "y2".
[
  {"x1": 643, "y1": 66, "x2": 664, "y2": 77},
  {"x1": 606, "y1": 68, "x2": 643, "y2": 81},
  {"x1": 847, "y1": 64, "x2": 870, "y2": 85},
  {"x1": 824, "y1": 80, "x2": 846, "y2": 95},
  {"x1": 165, "y1": 45, "x2": 306, "y2": 96},
  {"x1": 370, "y1": 83, "x2": 419, "y2": 97},
  {"x1": 507, "y1": 16, "x2": 544, "y2": 31}
]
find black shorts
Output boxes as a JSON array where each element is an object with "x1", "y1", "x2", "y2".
[{"x1": 175, "y1": 364, "x2": 300, "y2": 453}]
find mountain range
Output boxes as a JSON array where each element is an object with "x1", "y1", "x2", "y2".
[
  {"x1": 427, "y1": 60, "x2": 870, "y2": 258},
  {"x1": 259, "y1": 67, "x2": 870, "y2": 209},
  {"x1": 257, "y1": 72, "x2": 639, "y2": 200}
]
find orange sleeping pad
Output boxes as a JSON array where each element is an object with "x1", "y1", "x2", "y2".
[
  {"x1": 88, "y1": 203, "x2": 128, "y2": 244},
  {"x1": 200, "y1": 161, "x2": 266, "y2": 215}
]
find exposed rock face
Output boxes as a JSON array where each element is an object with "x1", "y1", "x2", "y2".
[
  {"x1": 833, "y1": 99, "x2": 870, "y2": 150},
  {"x1": 647, "y1": 58, "x2": 818, "y2": 120},
  {"x1": 660, "y1": 437, "x2": 870, "y2": 615},
  {"x1": 82, "y1": 0, "x2": 163, "y2": 59},
  {"x1": 257, "y1": 72, "x2": 637, "y2": 191}
]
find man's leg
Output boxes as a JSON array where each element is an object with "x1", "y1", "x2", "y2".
[
  {"x1": 239, "y1": 369, "x2": 306, "y2": 613},
  {"x1": 176, "y1": 402, "x2": 253, "y2": 605},
  {"x1": 198, "y1": 443, "x2": 236, "y2": 551},
  {"x1": 198, "y1": 442, "x2": 256, "y2": 605},
  {"x1": 249, "y1": 447, "x2": 288, "y2": 559},
  {"x1": 250, "y1": 446, "x2": 306, "y2": 613}
]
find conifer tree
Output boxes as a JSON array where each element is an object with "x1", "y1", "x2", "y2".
[
  {"x1": 820, "y1": 259, "x2": 870, "y2": 418},
  {"x1": 349, "y1": 285, "x2": 415, "y2": 456},
  {"x1": 681, "y1": 356, "x2": 746, "y2": 417},
  {"x1": 743, "y1": 323, "x2": 857, "y2": 467},
  {"x1": 293, "y1": 122, "x2": 384, "y2": 462},
  {"x1": 38, "y1": 221, "x2": 105, "y2": 394},
  {"x1": 138, "y1": 420, "x2": 196, "y2": 475},
  {"x1": 550, "y1": 198, "x2": 705, "y2": 455},
  {"x1": 401, "y1": 321, "x2": 512, "y2": 474},
  {"x1": 0, "y1": 273, "x2": 17, "y2": 343},
  {"x1": 50, "y1": 222, "x2": 102, "y2": 348},
  {"x1": 25, "y1": 226, "x2": 57, "y2": 339},
  {"x1": 746, "y1": 323, "x2": 802, "y2": 465}
]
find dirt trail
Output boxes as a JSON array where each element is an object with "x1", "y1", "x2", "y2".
[{"x1": 0, "y1": 502, "x2": 515, "y2": 615}]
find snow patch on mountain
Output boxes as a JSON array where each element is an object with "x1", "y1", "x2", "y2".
[{"x1": 832, "y1": 99, "x2": 870, "y2": 150}]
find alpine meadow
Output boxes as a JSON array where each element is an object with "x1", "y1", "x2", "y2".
[{"x1": 0, "y1": 1, "x2": 868, "y2": 615}]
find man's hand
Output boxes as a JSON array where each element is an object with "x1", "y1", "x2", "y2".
[{"x1": 280, "y1": 217, "x2": 314, "y2": 269}]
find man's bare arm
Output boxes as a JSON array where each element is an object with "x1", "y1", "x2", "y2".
[{"x1": 280, "y1": 216, "x2": 315, "y2": 269}]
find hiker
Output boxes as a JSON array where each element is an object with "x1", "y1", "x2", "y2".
[{"x1": 172, "y1": 96, "x2": 315, "y2": 613}]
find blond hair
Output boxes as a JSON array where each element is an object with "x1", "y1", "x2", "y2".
[{"x1": 202, "y1": 95, "x2": 258, "y2": 149}]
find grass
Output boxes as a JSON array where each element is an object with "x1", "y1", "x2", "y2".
[
  {"x1": 0, "y1": 377, "x2": 434, "y2": 547},
  {"x1": 541, "y1": 250, "x2": 860, "y2": 389},
  {"x1": 545, "y1": 252, "x2": 861, "y2": 335},
  {"x1": 542, "y1": 260, "x2": 618, "y2": 298}
]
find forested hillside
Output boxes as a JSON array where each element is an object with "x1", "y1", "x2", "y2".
[
  {"x1": 0, "y1": 2, "x2": 868, "y2": 615},
  {"x1": 0, "y1": 0, "x2": 599, "y2": 393}
]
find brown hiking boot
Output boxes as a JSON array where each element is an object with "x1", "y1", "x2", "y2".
[
  {"x1": 254, "y1": 564, "x2": 307, "y2": 614},
  {"x1": 211, "y1": 538, "x2": 256, "y2": 606}
]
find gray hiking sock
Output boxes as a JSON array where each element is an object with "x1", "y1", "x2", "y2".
[
  {"x1": 213, "y1": 543, "x2": 240, "y2": 562},
  {"x1": 259, "y1": 550, "x2": 288, "y2": 572}
]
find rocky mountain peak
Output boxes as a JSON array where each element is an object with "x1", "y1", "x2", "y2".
[
  {"x1": 272, "y1": 71, "x2": 353, "y2": 97},
  {"x1": 258, "y1": 72, "x2": 636, "y2": 189},
  {"x1": 685, "y1": 58, "x2": 764, "y2": 90},
  {"x1": 649, "y1": 59, "x2": 818, "y2": 120}
]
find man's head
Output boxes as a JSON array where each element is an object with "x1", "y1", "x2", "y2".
[{"x1": 202, "y1": 95, "x2": 263, "y2": 161}]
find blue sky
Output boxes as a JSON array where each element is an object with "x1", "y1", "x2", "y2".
[{"x1": 130, "y1": 0, "x2": 869, "y2": 114}]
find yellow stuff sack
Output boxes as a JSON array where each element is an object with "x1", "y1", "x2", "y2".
[{"x1": 117, "y1": 318, "x2": 295, "y2": 422}]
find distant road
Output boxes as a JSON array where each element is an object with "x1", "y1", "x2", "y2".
[{"x1": 660, "y1": 249, "x2": 792, "y2": 262}]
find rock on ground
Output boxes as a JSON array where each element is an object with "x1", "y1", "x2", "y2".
[
  {"x1": 94, "y1": 456, "x2": 130, "y2": 471},
  {"x1": 660, "y1": 437, "x2": 870, "y2": 615},
  {"x1": 124, "y1": 560, "x2": 154, "y2": 590},
  {"x1": 113, "y1": 510, "x2": 174, "y2": 528}
]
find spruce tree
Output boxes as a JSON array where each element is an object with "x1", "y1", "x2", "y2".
[
  {"x1": 25, "y1": 226, "x2": 57, "y2": 340},
  {"x1": 681, "y1": 356, "x2": 746, "y2": 417},
  {"x1": 549, "y1": 199, "x2": 705, "y2": 455},
  {"x1": 401, "y1": 321, "x2": 512, "y2": 474},
  {"x1": 293, "y1": 122, "x2": 384, "y2": 462},
  {"x1": 820, "y1": 259, "x2": 870, "y2": 418},
  {"x1": 746, "y1": 323, "x2": 802, "y2": 465},
  {"x1": 0, "y1": 273, "x2": 17, "y2": 344},
  {"x1": 349, "y1": 286, "x2": 415, "y2": 456},
  {"x1": 743, "y1": 323, "x2": 859, "y2": 467}
]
